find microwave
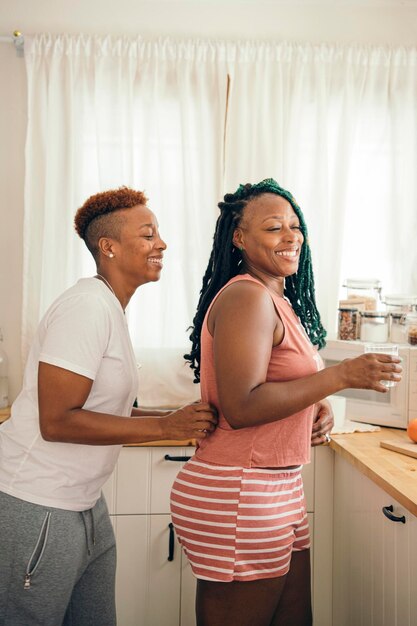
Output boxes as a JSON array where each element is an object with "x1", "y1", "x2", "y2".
[{"x1": 319, "y1": 339, "x2": 417, "y2": 429}]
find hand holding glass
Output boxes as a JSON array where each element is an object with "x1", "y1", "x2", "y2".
[{"x1": 364, "y1": 343, "x2": 399, "y2": 388}]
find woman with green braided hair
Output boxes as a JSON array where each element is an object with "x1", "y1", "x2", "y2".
[{"x1": 170, "y1": 178, "x2": 402, "y2": 626}]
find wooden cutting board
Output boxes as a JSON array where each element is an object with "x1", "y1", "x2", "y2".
[{"x1": 380, "y1": 439, "x2": 417, "y2": 459}]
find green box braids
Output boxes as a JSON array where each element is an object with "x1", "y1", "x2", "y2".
[{"x1": 185, "y1": 178, "x2": 327, "y2": 382}]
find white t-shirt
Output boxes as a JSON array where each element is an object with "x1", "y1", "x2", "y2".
[{"x1": 0, "y1": 278, "x2": 138, "y2": 511}]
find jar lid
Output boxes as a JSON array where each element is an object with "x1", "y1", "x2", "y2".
[
  {"x1": 360, "y1": 311, "x2": 389, "y2": 318},
  {"x1": 390, "y1": 312, "x2": 406, "y2": 320},
  {"x1": 343, "y1": 278, "x2": 382, "y2": 290},
  {"x1": 338, "y1": 307, "x2": 359, "y2": 312},
  {"x1": 383, "y1": 294, "x2": 417, "y2": 306}
]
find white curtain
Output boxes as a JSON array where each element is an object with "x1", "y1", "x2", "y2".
[
  {"x1": 23, "y1": 35, "x2": 228, "y2": 403},
  {"x1": 224, "y1": 43, "x2": 417, "y2": 332},
  {"x1": 23, "y1": 36, "x2": 417, "y2": 402}
]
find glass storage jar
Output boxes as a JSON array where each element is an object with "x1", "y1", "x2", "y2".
[
  {"x1": 338, "y1": 307, "x2": 359, "y2": 341},
  {"x1": 339, "y1": 299, "x2": 365, "y2": 338},
  {"x1": 405, "y1": 312, "x2": 417, "y2": 346},
  {"x1": 343, "y1": 278, "x2": 382, "y2": 311},
  {"x1": 359, "y1": 311, "x2": 389, "y2": 343},
  {"x1": 383, "y1": 294, "x2": 417, "y2": 314},
  {"x1": 390, "y1": 313, "x2": 407, "y2": 344}
]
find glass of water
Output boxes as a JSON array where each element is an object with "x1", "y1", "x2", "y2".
[{"x1": 364, "y1": 343, "x2": 399, "y2": 388}]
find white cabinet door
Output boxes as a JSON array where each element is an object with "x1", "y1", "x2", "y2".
[
  {"x1": 105, "y1": 447, "x2": 195, "y2": 626},
  {"x1": 311, "y1": 445, "x2": 333, "y2": 626},
  {"x1": 113, "y1": 514, "x2": 181, "y2": 626},
  {"x1": 333, "y1": 454, "x2": 417, "y2": 626},
  {"x1": 180, "y1": 553, "x2": 196, "y2": 626}
]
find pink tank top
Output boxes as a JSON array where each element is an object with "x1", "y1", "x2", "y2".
[{"x1": 196, "y1": 274, "x2": 322, "y2": 468}]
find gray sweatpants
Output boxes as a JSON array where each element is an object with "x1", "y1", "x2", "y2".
[{"x1": 0, "y1": 490, "x2": 116, "y2": 626}]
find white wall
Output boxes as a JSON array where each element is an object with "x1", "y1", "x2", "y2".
[
  {"x1": 2, "y1": 0, "x2": 417, "y2": 44},
  {"x1": 0, "y1": 0, "x2": 416, "y2": 400},
  {"x1": 0, "y1": 42, "x2": 26, "y2": 403}
]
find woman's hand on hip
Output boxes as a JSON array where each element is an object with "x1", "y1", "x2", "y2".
[
  {"x1": 162, "y1": 402, "x2": 218, "y2": 441},
  {"x1": 311, "y1": 399, "x2": 334, "y2": 446}
]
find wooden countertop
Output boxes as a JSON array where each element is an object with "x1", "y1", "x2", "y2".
[{"x1": 330, "y1": 428, "x2": 417, "y2": 517}]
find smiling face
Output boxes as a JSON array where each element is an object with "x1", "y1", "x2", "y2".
[
  {"x1": 233, "y1": 193, "x2": 304, "y2": 287},
  {"x1": 110, "y1": 204, "x2": 167, "y2": 287}
]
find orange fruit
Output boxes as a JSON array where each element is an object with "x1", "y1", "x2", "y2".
[{"x1": 406, "y1": 418, "x2": 417, "y2": 443}]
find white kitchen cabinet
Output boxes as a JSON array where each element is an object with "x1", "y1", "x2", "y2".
[
  {"x1": 179, "y1": 556, "x2": 196, "y2": 626},
  {"x1": 311, "y1": 445, "x2": 333, "y2": 626},
  {"x1": 333, "y1": 454, "x2": 417, "y2": 626},
  {"x1": 111, "y1": 514, "x2": 181, "y2": 626},
  {"x1": 102, "y1": 447, "x2": 194, "y2": 626},
  {"x1": 102, "y1": 445, "x2": 334, "y2": 626},
  {"x1": 103, "y1": 446, "x2": 190, "y2": 515}
]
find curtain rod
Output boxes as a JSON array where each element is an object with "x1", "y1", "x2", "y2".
[{"x1": 0, "y1": 31, "x2": 24, "y2": 55}]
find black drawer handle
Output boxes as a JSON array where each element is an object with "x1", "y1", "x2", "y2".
[
  {"x1": 164, "y1": 454, "x2": 192, "y2": 462},
  {"x1": 168, "y1": 522, "x2": 175, "y2": 561},
  {"x1": 382, "y1": 505, "x2": 406, "y2": 524}
]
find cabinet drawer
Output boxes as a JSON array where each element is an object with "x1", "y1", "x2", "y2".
[
  {"x1": 151, "y1": 447, "x2": 195, "y2": 513},
  {"x1": 113, "y1": 514, "x2": 181, "y2": 626},
  {"x1": 102, "y1": 446, "x2": 194, "y2": 515}
]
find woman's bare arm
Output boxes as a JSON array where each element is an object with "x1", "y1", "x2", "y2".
[
  {"x1": 212, "y1": 283, "x2": 402, "y2": 429},
  {"x1": 38, "y1": 362, "x2": 217, "y2": 444}
]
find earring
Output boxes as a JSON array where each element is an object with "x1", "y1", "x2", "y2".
[
  {"x1": 108, "y1": 253, "x2": 114, "y2": 258},
  {"x1": 239, "y1": 246, "x2": 244, "y2": 251}
]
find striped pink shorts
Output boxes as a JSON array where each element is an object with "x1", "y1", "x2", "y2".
[{"x1": 170, "y1": 457, "x2": 310, "y2": 582}]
